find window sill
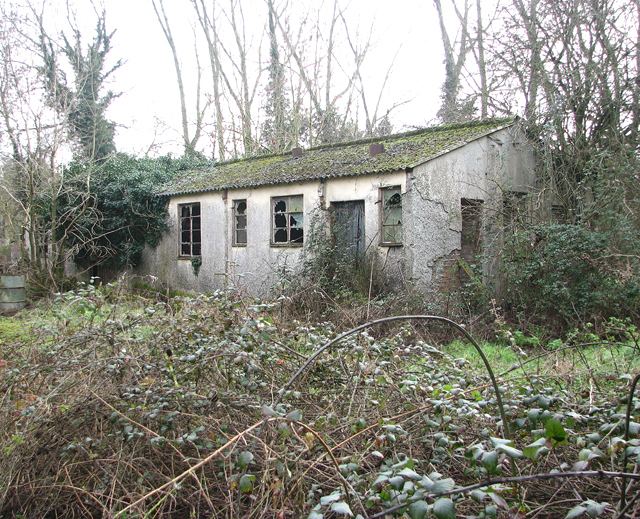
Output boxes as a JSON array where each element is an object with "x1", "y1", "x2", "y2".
[
  {"x1": 270, "y1": 242, "x2": 303, "y2": 248},
  {"x1": 379, "y1": 242, "x2": 403, "y2": 248},
  {"x1": 177, "y1": 255, "x2": 202, "y2": 260},
  {"x1": 232, "y1": 244, "x2": 247, "y2": 248}
]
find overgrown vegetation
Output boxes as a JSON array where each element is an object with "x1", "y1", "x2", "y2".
[
  {"x1": 1, "y1": 280, "x2": 639, "y2": 517},
  {"x1": 58, "y1": 153, "x2": 211, "y2": 272},
  {"x1": 502, "y1": 225, "x2": 640, "y2": 328}
]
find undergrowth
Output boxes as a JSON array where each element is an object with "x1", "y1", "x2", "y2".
[{"x1": 0, "y1": 278, "x2": 638, "y2": 518}]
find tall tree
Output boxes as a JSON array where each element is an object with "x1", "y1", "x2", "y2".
[
  {"x1": 433, "y1": 0, "x2": 473, "y2": 122},
  {"x1": 152, "y1": 0, "x2": 206, "y2": 157},
  {"x1": 38, "y1": 11, "x2": 121, "y2": 162},
  {"x1": 261, "y1": 0, "x2": 290, "y2": 152}
]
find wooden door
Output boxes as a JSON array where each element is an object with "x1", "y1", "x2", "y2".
[{"x1": 331, "y1": 200, "x2": 365, "y2": 262}]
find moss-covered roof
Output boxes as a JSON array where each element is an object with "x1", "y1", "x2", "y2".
[{"x1": 160, "y1": 118, "x2": 516, "y2": 196}]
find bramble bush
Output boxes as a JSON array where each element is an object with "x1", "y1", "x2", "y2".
[{"x1": 502, "y1": 224, "x2": 640, "y2": 327}]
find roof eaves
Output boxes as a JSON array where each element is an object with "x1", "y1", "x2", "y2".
[{"x1": 159, "y1": 166, "x2": 410, "y2": 197}]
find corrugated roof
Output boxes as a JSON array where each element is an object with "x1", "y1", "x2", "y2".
[{"x1": 160, "y1": 117, "x2": 516, "y2": 196}]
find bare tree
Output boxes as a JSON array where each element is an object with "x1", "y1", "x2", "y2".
[
  {"x1": 433, "y1": 0, "x2": 473, "y2": 122},
  {"x1": 192, "y1": 0, "x2": 226, "y2": 159},
  {"x1": 0, "y1": 3, "x2": 106, "y2": 287},
  {"x1": 151, "y1": 0, "x2": 206, "y2": 156}
]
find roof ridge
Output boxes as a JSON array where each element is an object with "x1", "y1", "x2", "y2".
[{"x1": 199, "y1": 116, "x2": 517, "y2": 169}]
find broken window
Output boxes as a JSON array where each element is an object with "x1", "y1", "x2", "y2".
[
  {"x1": 272, "y1": 195, "x2": 303, "y2": 245},
  {"x1": 380, "y1": 186, "x2": 402, "y2": 245},
  {"x1": 233, "y1": 199, "x2": 247, "y2": 246},
  {"x1": 179, "y1": 202, "x2": 201, "y2": 257}
]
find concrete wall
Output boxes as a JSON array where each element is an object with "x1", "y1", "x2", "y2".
[
  {"x1": 140, "y1": 125, "x2": 535, "y2": 296},
  {"x1": 404, "y1": 126, "x2": 536, "y2": 294}
]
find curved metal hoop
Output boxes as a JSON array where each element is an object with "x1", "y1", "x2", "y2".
[{"x1": 275, "y1": 315, "x2": 511, "y2": 439}]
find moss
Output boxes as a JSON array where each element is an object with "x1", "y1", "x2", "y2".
[
  {"x1": 0, "y1": 317, "x2": 31, "y2": 344},
  {"x1": 161, "y1": 118, "x2": 516, "y2": 196}
]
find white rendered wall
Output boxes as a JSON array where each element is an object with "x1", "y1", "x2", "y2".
[{"x1": 141, "y1": 171, "x2": 407, "y2": 295}]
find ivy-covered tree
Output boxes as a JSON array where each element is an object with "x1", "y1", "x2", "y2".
[
  {"x1": 38, "y1": 12, "x2": 121, "y2": 162},
  {"x1": 59, "y1": 154, "x2": 211, "y2": 272},
  {"x1": 261, "y1": 0, "x2": 291, "y2": 153}
]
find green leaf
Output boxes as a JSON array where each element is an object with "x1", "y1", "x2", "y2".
[
  {"x1": 584, "y1": 500, "x2": 607, "y2": 517},
  {"x1": 237, "y1": 450, "x2": 254, "y2": 469},
  {"x1": 286, "y1": 409, "x2": 302, "y2": 421},
  {"x1": 408, "y1": 500, "x2": 429, "y2": 519},
  {"x1": 238, "y1": 474, "x2": 255, "y2": 494},
  {"x1": 496, "y1": 444, "x2": 523, "y2": 459},
  {"x1": 432, "y1": 498, "x2": 456, "y2": 519},
  {"x1": 565, "y1": 505, "x2": 587, "y2": 519},
  {"x1": 261, "y1": 405, "x2": 279, "y2": 417},
  {"x1": 481, "y1": 451, "x2": 499, "y2": 474},
  {"x1": 398, "y1": 468, "x2": 421, "y2": 481},
  {"x1": 320, "y1": 492, "x2": 342, "y2": 506},
  {"x1": 330, "y1": 501, "x2": 353, "y2": 516},
  {"x1": 545, "y1": 418, "x2": 567, "y2": 444},
  {"x1": 429, "y1": 478, "x2": 455, "y2": 494}
]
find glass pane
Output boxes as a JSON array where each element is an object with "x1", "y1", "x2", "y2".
[
  {"x1": 181, "y1": 230, "x2": 191, "y2": 242},
  {"x1": 192, "y1": 243, "x2": 201, "y2": 256},
  {"x1": 236, "y1": 229, "x2": 247, "y2": 244},
  {"x1": 383, "y1": 188, "x2": 401, "y2": 206},
  {"x1": 192, "y1": 230, "x2": 201, "y2": 242},
  {"x1": 191, "y1": 203, "x2": 201, "y2": 216},
  {"x1": 181, "y1": 205, "x2": 191, "y2": 217},
  {"x1": 289, "y1": 212, "x2": 303, "y2": 228},
  {"x1": 236, "y1": 215, "x2": 247, "y2": 229},
  {"x1": 290, "y1": 227, "x2": 303, "y2": 243},
  {"x1": 181, "y1": 243, "x2": 191, "y2": 255},
  {"x1": 235, "y1": 200, "x2": 247, "y2": 214},
  {"x1": 384, "y1": 207, "x2": 402, "y2": 226},
  {"x1": 383, "y1": 225, "x2": 402, "y2": 243},
  {"x1": 274, "y1": 213, "x2": 287, "y2": 227},
  {"x1": 288, "y1": 195, "x2": 303, "y2": 213},
  {"x1": 274, "y1": 199, "x2": 287, "y2": 212},
  {"x1": 192, "y1": 216, "x2": 201, "y2": 230},
  {"x1": 274, "y1": 228, "x2": 288, "y2": 242},
  {"x1": 181, "y1": 218, "x2": 190, "y2": 231}
]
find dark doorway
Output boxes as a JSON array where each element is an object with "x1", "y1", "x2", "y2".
[
  {"x1": 330, "y1": 200, "x2": 365, "y2": 263},
  {"x1": 460, "y1": 198, "x2": 483, "y2": 282}
]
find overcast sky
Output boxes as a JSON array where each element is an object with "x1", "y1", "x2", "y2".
[{"x1": 51, "y1": 0, "x2": 450, "y2": 157}]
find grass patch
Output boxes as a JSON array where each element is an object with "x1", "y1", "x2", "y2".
[{"x1": 0, "y1": 316, "x2": 32, "y2": 344}]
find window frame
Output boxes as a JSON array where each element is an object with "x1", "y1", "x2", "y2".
[
  {"x1": 379, "y1": 186, "x2": 403, "y2": 247},
  {"x1": 177, "y1": 202, "x2": 202, "y2": 258},
  {"x1": 232, "y1": 199, "x2": 247, "y2": 247},
  {"x1": 270, "y1": 194, "x2": 304, "y2": 247}
]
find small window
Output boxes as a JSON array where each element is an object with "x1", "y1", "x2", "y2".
[
  {"x1": 380, "y1": 186, "x2": 402, "y2": 245},
  {"x1": 272, "y1": 195, "x2": 303, "y2": 245},
  {"x1": 233, "y1": 199, "x2": 247, "y2": 246},
  {"x1": 179, "y1": 202, "x2": 201, "y2": 257}
]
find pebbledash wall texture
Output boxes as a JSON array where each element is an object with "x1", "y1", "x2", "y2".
[{"x1": 139, "y1": 118, "x2": 536, "y2": 296}]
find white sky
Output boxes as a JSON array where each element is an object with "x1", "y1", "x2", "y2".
[{"x1": 51, "y1": 0, "x2": 449, "y2": 157}]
